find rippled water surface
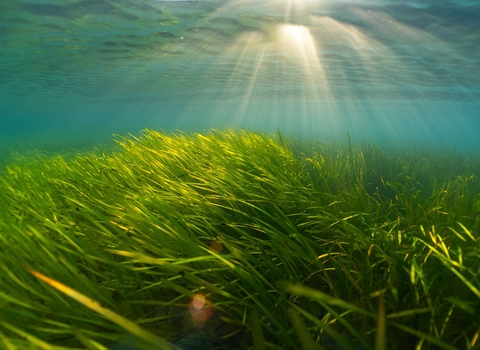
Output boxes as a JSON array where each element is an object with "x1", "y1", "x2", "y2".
[{"x1": 1, "y1": 0, "x2": 479, "y2": 150}]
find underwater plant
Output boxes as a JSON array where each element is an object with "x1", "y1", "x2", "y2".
[{"x1": 0, "y1": 129, "x2": 479, "y2": 349}]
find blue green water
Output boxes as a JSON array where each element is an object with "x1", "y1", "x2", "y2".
[{"x1": 1, "y1": 0, "x2": 479, "y2": 152}]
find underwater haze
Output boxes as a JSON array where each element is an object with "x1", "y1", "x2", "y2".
[{"x1": 1, "y1": 0, "x2": 479, "y2": 151}]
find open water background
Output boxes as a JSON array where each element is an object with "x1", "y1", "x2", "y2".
[{"x1": 1, "y1": 0, "x2": 479, "y2": 152}]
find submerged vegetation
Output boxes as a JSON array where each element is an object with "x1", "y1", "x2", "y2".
[{"x1": 0, "y1": 129, "x2": 479, "y2": 350}]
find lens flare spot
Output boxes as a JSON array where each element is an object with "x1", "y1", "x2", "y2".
[
  {"x1": 210, "y1": 240, "x2": 223, "y2": 253},
  {"x1": 189, "y1": 294, "x2": 214, "y2": 323}
]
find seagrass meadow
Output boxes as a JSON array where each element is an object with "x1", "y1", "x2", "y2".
[{"x1": 0, "y1": 129, "x2": 479, "y2": 350}]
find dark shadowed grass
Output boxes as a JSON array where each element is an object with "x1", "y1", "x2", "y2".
[{"x1": 0, "y1": 129, "x2": 479, "y2": 349}]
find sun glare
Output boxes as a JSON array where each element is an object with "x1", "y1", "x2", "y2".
[{"x1": 280, "y1": 24, "x2": 310, "y2": 46}]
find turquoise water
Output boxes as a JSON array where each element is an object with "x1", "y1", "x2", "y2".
[{"x1": 1, "y1": 0, "x2": 479, "y2": 152}]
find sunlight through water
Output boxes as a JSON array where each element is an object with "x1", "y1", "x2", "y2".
[{"x1": 0, "y1": 0, "x2": 479, "y2": 150}]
